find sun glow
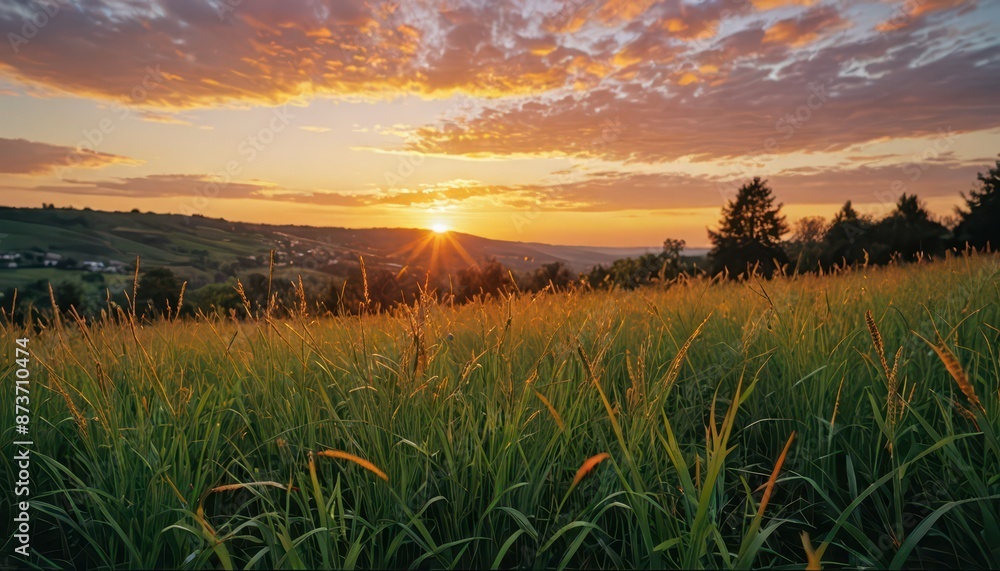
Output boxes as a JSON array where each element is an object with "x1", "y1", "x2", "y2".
[{"x1": 431, "y1": 223, "x2": 449, "y2": 234}]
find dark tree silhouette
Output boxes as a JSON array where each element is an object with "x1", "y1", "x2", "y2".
[
  {"x1": 53, "y1": 281, "x2": 83, "y2": 310},
  {"x1": 584, "y1": 239, "x2": 687, "y2": 290},
  {"x1": 786, "y1": 216, "x2": 827, "y2": 273},
  {"x1": 708, "y1": 177, "x2": 789, "y2": 278},
  {"x1": 661, "y1": 238, "x2": 686, "y2": 274},
  {"x1": 325, "y1": 265, "x2": 420, "y2": 314},
  {"x1": 457, "y1": 258, "x2": 514, "y2": 302},
  {"x1": 953, "y1": 158, "x2": 1000, "y2": 250},
  {"x1": 138, "y1": 267, "x2": 181, "y2": 316},
  {"x1": 241, "y1": 273, "x2": 272, "y2": 311},
  {"x1": 190, "y1": 282, "x2": 243, "y2": 316},
  {"x1": 822, "y1": 201, "x2": 873, "y2": 268},
  {"x1": 867, "y1": 194, "x2": 948, "y2": 264},
  {"x1": 522, "y1": 261, "x2": 574, "y2": 292}
]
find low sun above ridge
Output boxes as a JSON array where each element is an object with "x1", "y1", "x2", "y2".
[{"x1": 431, "y1": 223, "x2": 449, "y2": 234}]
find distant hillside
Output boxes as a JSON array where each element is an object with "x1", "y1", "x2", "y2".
[{"x1": 0, "y1": 206, "x2": 689, "y2": 291}]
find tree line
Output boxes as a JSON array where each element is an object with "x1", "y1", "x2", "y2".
[
  {"x1": 3, "y1": 158, "x2": 998, "y2": 323},
  {"x1": 706, "y1": 157, "x2": 999, "y2": 278}
]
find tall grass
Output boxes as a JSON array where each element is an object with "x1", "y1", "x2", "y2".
[{"x1": 2, "y1": 253, "x2": 998, "y2": 569}]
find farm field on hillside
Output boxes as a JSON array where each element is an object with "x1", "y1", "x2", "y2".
[{"x1": 2, "y1": 254, "x2": 999, "y2": 569}]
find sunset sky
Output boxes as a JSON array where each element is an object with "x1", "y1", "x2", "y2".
[{"x1": 1, "y1": 0, "x2": 998, "y2": 247}]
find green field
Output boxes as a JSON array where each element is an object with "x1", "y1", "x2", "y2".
[{"x1": 2, "y1": 254, "x2": 999, "y2": 569}]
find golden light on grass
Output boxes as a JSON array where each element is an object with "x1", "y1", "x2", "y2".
[
  {"x1": 209, "y1": 481, "x2": 293, "y2": 494},
  {"x1": 864, "y1": 309, "x2": 911, "y2": 454},
  {"x1": 915, "y1": 332, "x2": 984, "y2": 414},
  {"x1": 865, "y1": 310, "x2": 888, "y2": 378},
  {"x1": 316, "y1": 449, "x2": 389, "y2": 482},
  {"x1": 571, "y1": 452, "x2": 611, "y2": 489},
  {"x1": 756, "y1": 431, "x2": 796, "y2": 519},
  {"x1": 533, "y1": 389, "x2": 565, "y2": 431},
  {"x1": 800, "y1": 532, "x2": 822, "y2": 570}
]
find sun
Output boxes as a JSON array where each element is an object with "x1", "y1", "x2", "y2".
[{"x1": 431, "y1": 223, "x2": 449, "y2": 234}]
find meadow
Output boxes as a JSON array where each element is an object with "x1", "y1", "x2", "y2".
[{"x1": 2, "y1": 253, "x2": 999, "y2": 570}]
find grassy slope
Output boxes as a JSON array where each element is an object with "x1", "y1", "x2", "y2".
[
  {"x1": 0, "y1": 208, "x2": 268, "y2": 263},
  {"x1": 1, "y1": 254, "x2": 998, "y2": 569},
  {"x1": 0, "y1": 208, "x2": 629, "y2": 292}
]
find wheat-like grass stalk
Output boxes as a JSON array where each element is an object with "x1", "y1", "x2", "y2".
[
  {"x1": 209, "y1": 481, "x2": 292, "y2": 494},
  {"x1": 234, "y1": 279, "x2": 252, "y2": 318},
  {"x1": 887, "y1": 352, "x2": 899, "y2": 424},
  {"x1": 47, "y1": 282, "x2": 63, "y2": 330},
  {"x1": 48, "y1": 368, "x2": 88, "y2": 437},
  {"x1": 174, "y1": 280, "x2": 187, "y2": 321},
  {"x1": 408, "y1": 300, "x2": 427, "y2": 380},
  {"x1": 756, "y1": 431, "x2": 795, "y2": 519},
  {"x1": 316, "y1": 449, "x2": 389, "y2": 481},
  {"x1": 130, "y1": 255, "x2": 140, "y2": 319},
  {"x1": 533, "y1": 389, "x2": 565, "y2": 431},
  {"x1": 625, "y1": 349, "x2": 645, "y2": 410},
  {"x1": 294, "y1": 275, "x2": 307, "y2": 317},
  {"x1": 360, "y1": 255, "x2": 371, "y2": 311},
  {"x1": 865, "y1": 309, "x2": 911, "y2": 455},
  {"x1": 915, "y1": 332, "x2": 984, "y2": 413},
  {"x1": 865, "y1": 310, "x2": 888, "y2": 378},
  {"x1": 830, "y1": 375, "x2": 846, "y2": 429},
  {"x1": 266, "y1": 249, "x2": 275, "y2": 318},
  {"x1": 664, "y1": 314, "x2": 710, "y2": 393},
  {"x1": 570, "y1": 452, "x2": 610, "y2": 489}
]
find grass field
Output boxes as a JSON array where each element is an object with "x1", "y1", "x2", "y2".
[{"x1": 2, "y1": 253, "x2": 999, "y2": 569}]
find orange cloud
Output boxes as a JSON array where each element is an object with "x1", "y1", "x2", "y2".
[
  {"x1": 0, "y1": 138, "x2": 139, "y2": 174},
  {"x1": 1, "y1": 0, "x2": 996, "y2": 177},
  {"x1": 677, "y1": 72, "x2": 700, "y2": 85},
  {"x1": 0, "y1": 1, "x2": 625, "y2": 109},
  {"x1": 752, "y1": 0, "x2": 816, "y2": 11},
  {"x1": 404, "y1": 32, "x2": 999, "y2": 166},
  {"x1": 876, "y1": 0, "x2": 969, "y2": 32},
  {"x1": 763, "y1": 7, "x2": 850, "y2": 47},
  {"x1": 595, "y1": 0, "x2": 658, "y2": 22}
]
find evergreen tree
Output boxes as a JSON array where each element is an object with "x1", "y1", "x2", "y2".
[
  {"x1": 954, "y1": 157, "x2": 1000, "y2": 250},
  {"x1": 822, "y1": 200, "x2": 872, "y2": 268},
  {"x1": 868, "y1": 194, "x2": 948, "y2": 264},
  {"x1": 708, "y1": 177, "x2": 789, "y2": 278}
]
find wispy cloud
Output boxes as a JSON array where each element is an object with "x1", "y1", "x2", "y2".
[
  {"x1": 299, "y1": 126, "x2": 332, "y2": 133},
  {"x1": 0, "y1": 137, "x2": 140, "y2": 174}
]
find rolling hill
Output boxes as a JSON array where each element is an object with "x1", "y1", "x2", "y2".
[{"x1": 0, "y1": 206, "x2": 683, "y2": 290}]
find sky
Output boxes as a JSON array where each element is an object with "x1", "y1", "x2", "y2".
[{"x1": 0, "y1": 0, "x2": 998, "y2": 247}]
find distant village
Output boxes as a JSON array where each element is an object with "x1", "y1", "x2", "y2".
[
  {"x1": 0, "y1": 251, "x2": 128, "y2": 273},
  {"x1": 0, "y1": 231, "x2": 362, "y2": 282}
]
